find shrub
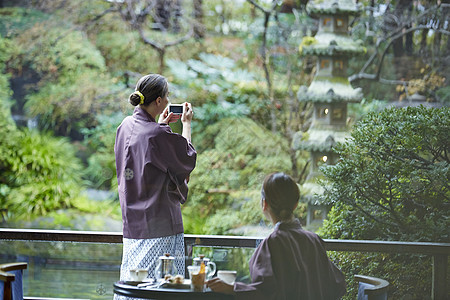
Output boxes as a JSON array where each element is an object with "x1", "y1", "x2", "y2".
[
  {"x1": 1, "y1": 130, "x2": 84, "y2": 219},
  {"x1": 319, "y1": 105, "x2": 449, "y2": 299}
]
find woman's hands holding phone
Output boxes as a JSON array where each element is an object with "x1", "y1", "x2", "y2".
[
  {"x1": 159, "y1": 107, "x2": 181, "y2": 124},
  {"x1": 181, "y1": 102, "x2": 193, "y2": 124}
]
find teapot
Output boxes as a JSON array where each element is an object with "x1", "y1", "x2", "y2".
[
  {"x1": 193, "y1": 254, "x2": 216, "y2": 279},
  {"x1": 154, "y1": 253, "x2": 177, "y2": 281}
]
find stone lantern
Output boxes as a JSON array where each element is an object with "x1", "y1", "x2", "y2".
[{"x1": 296, "y1": 0, "x2": 365, "y2": 226}]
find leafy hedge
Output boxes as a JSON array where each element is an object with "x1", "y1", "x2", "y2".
[
  {"x1": 1, "y1": 129, "x2": 85, "y2": 219},
  {"x1": 319, "y1": 105, "x2": 449, "y2": 299}
]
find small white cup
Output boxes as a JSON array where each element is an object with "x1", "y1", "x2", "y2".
[
  {"x1": 129, "y1": 269, "x2": 148, "y2": 281},
  {"x1": 217, "y1": 270, "x2": 237, "y2": 285}
]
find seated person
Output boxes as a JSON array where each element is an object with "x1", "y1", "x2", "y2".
[{"x1": 207, "y1": 172, "x2": 346, "y2": 300}]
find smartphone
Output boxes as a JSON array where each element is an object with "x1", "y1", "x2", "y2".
[{"x1": 169, "y1": 104, "x2": 183, "y2": 115}]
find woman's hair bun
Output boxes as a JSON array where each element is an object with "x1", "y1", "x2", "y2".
[
  {"x1": 129, "y1": 92, "x2": 142, "y2": 106},
  {"x1": 262, "y1": 172, "x2": 300, "y2": 221}
]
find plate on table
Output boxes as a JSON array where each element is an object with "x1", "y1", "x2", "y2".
[
  {"x1": 160, "y1": 279, "x2": 191, "y2": 290},
  {"x1": 124, "y1": 278, "x2": 154, "y2": 286}
]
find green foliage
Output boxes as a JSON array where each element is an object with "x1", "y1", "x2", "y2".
[
  {"x1": 204, "y1": 209, "x2": 243, "y2": 235},
  {"x1": 0, "y1": 7, "x2": 47, "y2": 37},
  {"x1": 1, "y1": 130, "x2": 84, "y2": 219},
  {"x1": 347, "y1": 98, "x2": 388, "y2": 124},
  {"x1": 6, "y1": 15, "x2": 124, "y2": 135},
  {"x1": 166, "y1": 52, "x2": 258, "y2": 105},
  {"x1": 200, "y1": 0, "x2": 253, "y2": 36},
  {"x1": 193, "y1": 101, "x2": 250, "y2": 151},
  {"x1": 81, "y1": 112, "x2": 125, "y2": 190},
  {"x1": 436, "y1": 85, "x2": 450, "y2": 104},
  {"x1": 11, "y1": 21, "x2": 106, "y2": 77},
  {"x1": 25, "y1": 71, "x2": 118, "y2": 133},
  {"x1": 0, "y1": 36, "x2": 14, "y2": 129},
  {"x1": 0, "y1": 36, "x2": 19, "y2": 221},
  {"x1": 327, "y1": 249, "x2": 431, "y2": 300},
  {"x1": 95, "y1": 30, "x2": 158, "y2": 74},
  {"x1": 321, "y1": 105, "x2": 449, "y2": 242},
  {"x1": 183, "y1": 117, "x2": 292, "y2": 234},
  {"x1": 245, "y1": 11, "x2": 310, "y2": 73},
  {"x1": 319, "y1": 105, "x2": 449, "y2": 299},
  {"x1": 167, "y1": 52, "x2": 284, "y2": 142},
  {"x1": 0, "y1": 22, "x2": 118, "y2": 224}
]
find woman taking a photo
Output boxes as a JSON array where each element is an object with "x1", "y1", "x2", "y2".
[
  {"x1": 114, "y1": 74, "x2": 196, "y2": 281},
  {"x1": 207, "y1": 172, "x2": 346, "y2": 300}
]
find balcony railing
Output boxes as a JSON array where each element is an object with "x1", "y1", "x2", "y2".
[{"x1": 0, "y1": 228, "x2": 448, "y2": 299}]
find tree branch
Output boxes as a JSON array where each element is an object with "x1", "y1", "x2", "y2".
[
  {"x1": 138, "y1": 27, "x2": 163, "y2": 51},
  {"x1": 165, "y1": 28, "x2": 193, "y2": 47},
  {"x1": 349, "y1": 3, "x2": 449, "y2": 84},
  {"x1": 246, "y1": 0, "x2": 276, "y2": 14},
  {"x1": 246, "y1": 0, "x2": 278, "y2": 132},
  {"x1": 83, "y1": 6, "x2": 118, "y2": 29},
  {"x1": 351, "y1": 201, "x2": 397, "y2": 228}
]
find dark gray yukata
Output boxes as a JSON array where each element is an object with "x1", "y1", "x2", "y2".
[
  {"x1": 234, "y1": 219, "x2": 346, "y2": 300},
  {"x1": 114, "y1": 106, "x2": 196, "y2": 283}
]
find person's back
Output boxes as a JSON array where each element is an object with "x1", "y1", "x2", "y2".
[
  {"x1": 265, "y1": 220, "x2": 345, "y2": 299},
  {"x1": 207, "y1": 172, "x2": 346, "y2": 300}
]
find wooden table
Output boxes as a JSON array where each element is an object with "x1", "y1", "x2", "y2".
[{"x1": 114, "y1": 281, "x2": 234, "y2": 299}]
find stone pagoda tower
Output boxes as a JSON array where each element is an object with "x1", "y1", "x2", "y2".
[{"x1": 296, "y1": 0, "x2": 365, "y2": 226}]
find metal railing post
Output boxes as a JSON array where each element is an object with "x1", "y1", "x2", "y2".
[{"x1": 432, "y1": 254, "x2": 447, "y2": 300}]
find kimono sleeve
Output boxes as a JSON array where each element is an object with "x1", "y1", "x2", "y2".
[
  {"x1": 147, "y1": 124, "x2": 197, "y2": 186},
  {"x1": 234, "y1": 239, "x2": 278, "y2": 300},
  {"x1": 317, "y1": 236, "x2": 347, "y2": 298}
]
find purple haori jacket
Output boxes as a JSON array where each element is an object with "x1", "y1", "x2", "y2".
[
  {"x1": 234, "y1": 219, "x2": 346, "y2": 300},
  {"x1": 114, "y1": 107, "x2": 197, "y2": 239}
]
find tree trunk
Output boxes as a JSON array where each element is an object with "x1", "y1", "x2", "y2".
[
  {"x1": 370, "y1": 0, "x2": 375, "y2": 17},
  {"x1": 391, "y1": 0, "x2": 412, "y2": 57},
  {"x1": 289, "y1": 147, "x2": 298, "y2": 180},
  {"x1": 405, "y1": 29, "x2": 413, "y2": 55},
  {"x1": 158, "y1": 49, "x2": 165, "y2": 74},
  {"x1": 433, "y1": 31, "x2": 442, "y2": 67},
  {"x1": 251, "y1": 4, "x2": 256, "y2": 20},
  {"x1": 219, "y1": 0, "x2": 226, "y2": 33},
  {"x1": 404, "y1": 2, "x2": 413, "y2": 55},
  {"x1": 261, "y1": 11, "x2": 276, "y2": 133},
  {"x1": 155, "y1": 0, "x2": 182, "y2": 32},
  {"x1": 155, "y1": 0, "x2": 170, "y2": 31},
  {"x1": 173, "y1": 0, "x2": 182, "y2": 33},
  {"x1": 193, "y1": 0, "x2": 204, "y2": 39},
  {"x1": 441, "y1": 0, "x2": 450, "y2": 65},
  {"x1": 420, "y1": 29, "x2": 428, "y2": 54},
  {"x1": 280, "y1": 0, "x2": 296, "y2": 13},
  {"x1": 392, "y1": 39, "x2": 403, "y2": 57}
]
